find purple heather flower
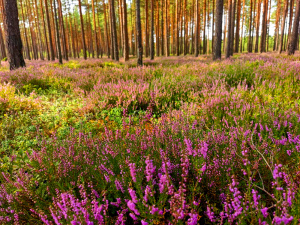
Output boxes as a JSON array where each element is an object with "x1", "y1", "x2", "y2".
[
  {"x1": 141, "y1": 220, "x2": 148, "y2": 225},
  {"x1": 129, "y1": 213, "x2": 138, "y2": 221},
  {"x1": 127, "y1": 200, "x2": 140, "y2": 215},
  {"x1": 129, "y1": 163, "x2": 137, "y2": 182},
  {"x1": 187, "y1": 213, "x2": 198, "y2": 225},
  {"x1": 128, "y1": 188, "x2": 138, "y2": 203},
  {"x1": 145, "y1": 157, "x2": 156, "y2": 182},
  {"x1": 261, "y1": 207, "x2": 268, "y2": 218}
]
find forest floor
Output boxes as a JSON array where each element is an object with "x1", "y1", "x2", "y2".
[{"x1": 0, "y1": 53, "x2": 300, "y2": 224}]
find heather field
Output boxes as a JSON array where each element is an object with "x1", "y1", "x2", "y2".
[{"x1": 1, "y1": 54, "x2": 300, "y2": 224}]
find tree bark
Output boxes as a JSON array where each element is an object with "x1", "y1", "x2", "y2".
[
  {"x1": 226, "y1": 0, "x2": 232, "y2": 58},
  {"x1": 122, "y1": 0, "x2": 129, "y2": 60},
  {"x1": 195, "y1": 0, "x2": 199, "y2": 56},
  {"x1": 136, "y1": 0, "x2": 143, "y2": 65},
  {"x1": 288, "y1": 0, "x2": 300, "y2": 54},
  {"x1": 213, "y1": 0, "x2": 223, "y2": 60},
  {"x1": 53, "y1": 0, "x2": 62, "y2": 64},
  {"x1": 260, "y1": 0, "x2": 268, "y2": 52},
  {"x1": 150, "y1": 0, "x2": 154, "y2": 59},
  {"x1": 44, "y1": 0, "x2": 55, "y2": 60},
  {"x1": 78, "y1": 0, "x2": 87, "y2": 59},
  {"x1": 3, "y1": 0, "x2": 26, "y2": 70},
  {"x1": 92, "y1": 0, "x2": 99, "y2": 58},
  {"x1": 254, "y1": 0, "x2": 261, "y2": 52},
  {"x1": 279, "y1": 0, "x2": 289, "y2": 53},
  {"x1": 156, "y1": 0, "x2": 160, "y2": 56},
  {"x1": 109, "y1": 0, "x2": 119, "y2": 60}
]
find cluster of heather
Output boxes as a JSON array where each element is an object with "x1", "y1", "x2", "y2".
[{"x1": 0, "y1": 54, "x2": 300, "y2": 224}]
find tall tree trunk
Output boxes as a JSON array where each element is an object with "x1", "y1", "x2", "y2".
[
  {"x1": 274, "y1": 0, "x2": 281, "y2": 50},
  {"x1": 57, "y1": 0, "x2": 68, "y2": 60},
  {"x1": 254, "y1": 0, "x2": 261, "y2": 52},
  {"x1": 279, "y1": 0, "x2": 289, "y2": 53},
  {"x1": 161, "y1": 0, "x2": 164, "y2": 55},
  {"x1": 122, "y1": 0, "x2": 129, "y2": 60},
  {"x1": 260, "y1": 0, "x2": 268, "y2": 52},
  {"x1": 176, "y1": 0, "x2": 179, "y2": 56},
  {"x1": 145, "y1": 0, "x2": 149, "y2": 57},
  {"x1": 230, "y1": 0, "x2": 235, "y2": 55},
  {"x1": 203, "y1": 0, "x2": 207, "y2": 54},
  {"x1": 92, "y1": 0, "x2": 99, "y2": 58},
  {"x1": 150, "y1": 0, "x2": 154, "y2": 59},
  {"x1": 288, "y1": 0, "x2": 300, "y2": 54},
  {"x1": 240, "y1": 0, "x2": 245, "y2": 52},
  {"x1": 235, "y1": 0, "x2": 241, "y2": 52},
  {"x1": 184, "y1": 0, "x2": 188, "y2": 55},
  {"x1": 34, "y1": 0, "x2": 44, "y2": 60},
  {"x1": 156, "y1": 0, "x2": 160, "y2": 56},
  {"x1": 287, "y1": 0, "x2": 295, "y2": 47},
  {"x1": 136, "y1": 0, "x2": 143, "y2": 65},
  {"x1": 213, "y1": 0, "x2": 223, "y2": 60},
  {"x1": 45, "y1": 0, "x2": 55, "y2": 60},
  {"x1": 78, "y1": 0, "x2": 87, "y2": 59},
  {"x1": 195, "y1": 0, "x2": 199, "y2": 56},
  {"x1": 40, "y1": 0, "x2": 50, "y2": 60},
  {"x1": 69, "y1": 13, "x2": 76, "y2": 58},
  {"x1": 20, "y1": 0, "x2": 31, "y2": 60},
  {"x1": 226, "y1": 0, "x2": 232, "y2": 58},
  {"x1": 26, "y1": 0, "x2": 38, "y2": 60},
  {"x1": 3, "y1": 0, "x2": 26, "y2": 70},
  {"x1": 103, "y1": 1, "x2": 110, "y2": 58},
  {"x1": 247, "y1": 0, "x2": 253, "y2": 52},
  {"x1": 53, "y1": 0, "x2": 62, "y2": 64},
  {"x1": 164, "y1": 0, "x2": 169, "y2": 56},
  {"x1": 110, "y1": 0, "x2": 119, "y2": 60}
]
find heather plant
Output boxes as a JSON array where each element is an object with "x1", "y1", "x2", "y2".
[{"x1": 0, "y1": 55, "x2": 300, "y2": 224}]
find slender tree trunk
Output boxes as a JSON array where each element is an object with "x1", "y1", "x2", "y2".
[
  {"x1": 44, "y1": 0, "x2": 55, "y2": 60},
  {"x1": 53, "y1": 0, "x2": 62, "y2": 64},
  {"x1": 69, "y1": 13, "x2": 76, "y2": 58},
  {"x1": 110, "y1": 0, "x2": 119, "y2": 61},
  {"x1": 184, "y1": 0, "x2": 188, "y2": 55},
  {"x1": 122, "y1": 0, "x2": 129, "y2": 60},
  {"x1": 203, "y1": 0, "x2": 207, "y2": 54},
  {"x1": 57, "y1": 0, "x2": 68, "y2": 60},
  {"x1": 195, "y1": 0, "x2": 199, "y2": 56},
  {"x1": 176, "y1": 0, "x2": 179, "y2": 56},
  {"x1": 164, "y1": 0, "x2": 169, "y2": 56},
  {"x1": 240, "y1": 0, "x2": 245, "y2": 52},
  {"x1": 226, "y1": 0, "x2": 232, "y2": 58},
  {"x1": 78, "y1": 0, "x2": 87, "y2": 59},
  {"x1": 145, "y1": 0, "x2": 149, "y2": 57},
  {"x1": 274, "y1": 0, "x2": 281, "y2": 50},
  {"x1": 213, "y1": 0, "x2": 223, "y2": 60},
  {"x1": 92, "y1": 0, "x2": 99, "y2": 58},
  {"x1": 150, "y1": 0, "x2": 154, "y2": 59},
  {"x1": 235, "y1": 0, "x2": 241, "y2": 52},
  {"x1": 254, "y1": 0, "x2": 261, "y2": 52},
  {"x1": 161, "y1": 0, "x2": 164, "y2": 55},
  {"x1": 34, "y1": 0, "x2": 45, "y2": 60},
  {"x1": 156, "y1": 0, "x2": 160, "y2": 56},
  {"x1": 40, "y1": 0, "x2": 50, "y2": 60},
  {"x1": 3, "y1": 0, "x2": 25, "y2": 70},
  {"x1": 136, "y1": 0, "x2": 143, "y2": 65},
  {"x1": 287, "y1": 0, "x2": 295, "y2": 46},
  {"x1": 103, "y1": 1, "x2": 110, "y2": 58},
  {"x1": 230, "y1": 0, "x2": 235, "y2": 55},
  {"x1": 288, "y1": 0, "x2": 300, "y2": 54},
  {"x1": 20, "y1": 0, "x2": 31, "y2": 60},
  {"x1": 279, "y1": 0, "x2": 289, "y2": 53},
  {"x1": 260, "y1": 0, "x2": 268, "y2": 52},
  {"x1": 248, "y1": 0, "x2": 253, "y2": 52}
]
